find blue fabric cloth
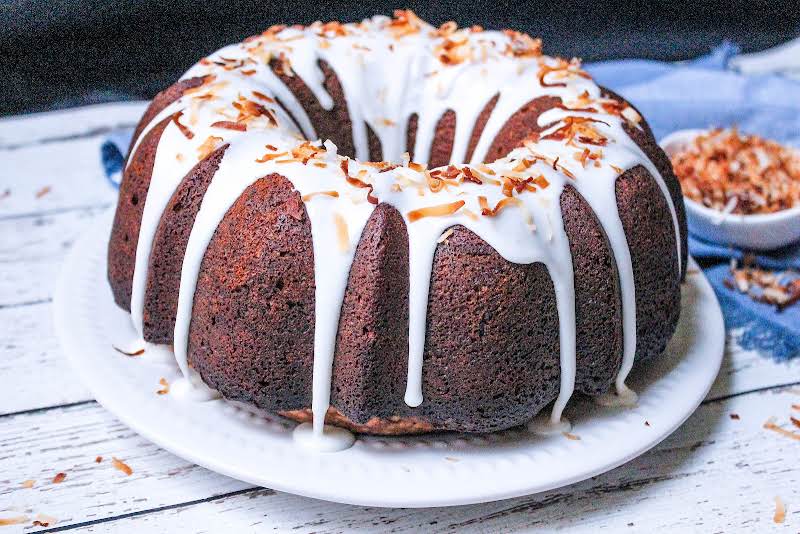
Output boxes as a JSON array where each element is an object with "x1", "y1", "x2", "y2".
[
  {"x1": 588, "y1": 44, "x2": 800, "y2": 361},
  {"x1": 99, "y1": 43, "x2": 800, "y2": 360},
  {"x1": 101, "y1": 128, "x2": 133, "y2": 188},
  {"x1": 691, "y1": 237, "x2": 800, "y2": 361}
]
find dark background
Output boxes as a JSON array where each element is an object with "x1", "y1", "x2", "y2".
[{"x1": 3, "y1": 0, "x2": 800, "y2": 116}]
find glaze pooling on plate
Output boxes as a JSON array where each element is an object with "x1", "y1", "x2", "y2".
[
  {"x1": 56, "y1": 216, "x2": 723, "y2": 505},
  {"x1": 122, "y1": 12, "x2": 682, "y2": 450}
]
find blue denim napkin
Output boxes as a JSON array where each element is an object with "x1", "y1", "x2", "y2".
[
  {"x1": 99, "y1": 43, "x2": 800, "y2": 360},
  {"x1": 586, "y1": 44, "x2": 800, "y2": 361},
  {"x1": 101, "y1": 128, "x2": 133, "y2": 189}
]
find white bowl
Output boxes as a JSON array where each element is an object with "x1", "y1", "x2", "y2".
[{"x1": 660, "y1": 128, "x2": 800, "y2": 251}]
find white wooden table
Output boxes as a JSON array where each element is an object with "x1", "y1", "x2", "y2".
[{"x1": 1, "y1": 102, "x2": 799, "y2": 533}]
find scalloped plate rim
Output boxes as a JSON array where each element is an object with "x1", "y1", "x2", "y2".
[{"x1": 54, "y1": 208, "x2": 725, "y2": 508}]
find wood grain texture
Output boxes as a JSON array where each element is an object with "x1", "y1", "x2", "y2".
[
  {"x1": 0, "y1": 102, "x2": 798, "y2": 533},
  {"x1": 1, "y1": 388, "x2": 798, "y2": 532}
]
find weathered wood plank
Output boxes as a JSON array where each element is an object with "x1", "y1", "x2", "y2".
[
  {"x1": 0, "y1": 387, "x2": 797, "y2": 532},
  {"x1": 0, "y1": 102, "x2": 146, "y2": 150},
  {"x1": 709, "y1": 338, "x2": 800, "y2": 401},
  {"x1": 0, "y1": 403, "x2": 251, "y2": 532},
  {"x1": 0, "y1": 136, "x2": 117, "y2": 219},
  {"x1": 0, "y1": 206, "x2": 109, "y2": 308},
  {"x1": 0, "y1": 302, "x2": 90, "y2": 415}
]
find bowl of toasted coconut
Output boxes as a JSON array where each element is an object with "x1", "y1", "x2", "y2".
[{"x1": 662, "y1": 127, "x2": 800, "y2": 251}]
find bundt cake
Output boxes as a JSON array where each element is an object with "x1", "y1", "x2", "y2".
[{"x1": 108, "y1": 11, "x2": 687, "y2": 449}]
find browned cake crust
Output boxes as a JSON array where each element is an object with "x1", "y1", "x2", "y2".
[
  {"x1": 188, "y1": 174, "x2": 316, "y2": 411},
  {"x1": 129, "y1": 77, "x2": 207, "y2": 155},
  {"x1": 617, "y1": 167, "x2": 681, "y2": 363},
  {"x1": 108, "y1": 77, "x2": 207, "y2": 310},
  {"x1": 603, "y1": 87, "x2": 688, "y2": 280},
  {"x1": 109, "y1": 61, "x2": 686, "y2": 435},
  {"x1": 108, "y1": 116, "x2": 170, "y2": 310},
  {"x1": 142, "y1": 144, "x2": 229, "y2": 344}
]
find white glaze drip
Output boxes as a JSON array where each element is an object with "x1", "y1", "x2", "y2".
[
  {"x1": 120, "y1": 14, "x2": 683, "y2": 451},
  {"x1": 171, "y1": 372, "x2": 221, "y2": 402},
  {"x1": 142, "y1": 341, "x2": 175, "y2": 364},
  {"x1": 595, "y1": 386, "x2": 638, "y2": 407},
  {"x1": 528, "y1": 413, "x2": 572, "y2": 435},
  {"x1": 293, "y1": 422, "x2": 355, "y2": 452}
]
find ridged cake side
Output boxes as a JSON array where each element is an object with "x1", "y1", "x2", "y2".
[{"x1": 107, "y1": 13, "x2": 686, "y2": 437}]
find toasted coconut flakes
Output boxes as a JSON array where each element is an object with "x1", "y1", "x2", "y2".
[
  {"x1": 112, "y1": 345, "x2": 144, "y2": 357},
  {"x1": 112, "y1": 457, "x2": 133, "y2": 476},
  {"x1": 157, "y1": 377, "x2": 170, "y2": 395},
  {"x1": 388, "y1": 9, "x2": 423, "y2": 38},
  {"x1": 460, "y1": 208, "x2": 479, "y2": 221},
  {"x1": 21, "y1": 479, "x2": 35, "y2": 489},
  {"x1": 0, "y1": 516, "x2": 28, "y2": 526},
  {"x1": 52, "y1": 472, "x2": 66, "y2": 484},
  {"x1": 461, "y1": 167, "x2": 482, "y2": 184},
  {"x1": 232, "y1": 97, "x2": 278, "y2": 126},
  {"x1": 556, "y1": 162, "x2": 576, "y2": 180},
  {"x1": 574, "y1": 148, "x2": 591, "y2": 167},
  {"x1": 251, "y1": 90, "x2": 275, "y2": 103},
  {"x1": 562, "y1": 432, "x2": 581, "y2": 440},
  {"x1": 290, "y1": 141, "x2": 325, "y2": 163},
  {"x1": 730, "y1": 413, "x2": 741, "y2": 420},
  {"x1": 197, "y1": 136, "x2": 224, "y2": 160},
  {"x1": 302, "y1": 191, "x2": 339, "y2": 201},
  {"x1": 479, "y1": 196, "x2": 521, "y2": 217},
  {"x1": 35, "y1": 185, "x2": 52, "y2": 198},
  {"x1": 774, "y1": 496, "x2": 786, "y2": 524},
  {"x1": 621, "y1": 106, "x2": 642, "y2": 125},
  {"x1": 543, "y1": 116, "x2": 609, "y2": 147},
  {"x1": 763, "y1": 417, "x2": 800, "y2": 440},
  {"x1": 503, "y1": 29, "x2": 542, "y2": 58},
  {"x1": 671, "y1": 128, "x2": 800, "y2": 214},
  {"x1": 610, "y1": 164, "x2": 624, "y2": 174},
  {"x1": 211, "y1": 120, "x2": 247, "y2": 131},
  {"x1": 334, "y1": 213, "x2": 349, "y2": 253},
  {"x1": 95, "y1": 456, "x2": 103, "y2": 463},
  {"x1": 437, "y1": 228, "x2": 454, "y2": 243},
  {"x1": 444, "y1": 456, "x2": 460, "y2": 462},
  {"x1": 538, "y1": 63, "x2": 568, "y2": 88},
  {"x1": 171, "y1": 111, "x2": 194, "y2": 139},
  {"x1": 724, "y1": 259, "x2": 800, "y2": 310},
  {"x1": 256, "y1": 151, "x2": 288, "y2": 163},
  {"x1": 32, "y1": 514, "x2": 58, "y2": 528},
  {"x1": 532, "y1": 175, "x2": 550, "y2": 189},
  {"x1": 792, "y1": 404, "x2": 800, "y2": 411},
  {"x1": 791, "y1": 416, "x2": 800, "y2": 429},
  {"x1": 408, "y1": 200, "x2": 465, "y2": 222},
  {"x1": 427, "y1": 173, "x2": 446, "y2": 193},
  {"x1": 340, "y1": 159, "x2": 379, "y2": 204}
]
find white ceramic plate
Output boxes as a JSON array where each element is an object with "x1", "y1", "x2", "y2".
[{"x1": 54, "y1": 209, "x2": 725, "y2": 508}]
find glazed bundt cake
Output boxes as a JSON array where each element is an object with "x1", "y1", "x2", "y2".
[{"x1": 108, "y1": 11, "x2": 687, "y2": 448}]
